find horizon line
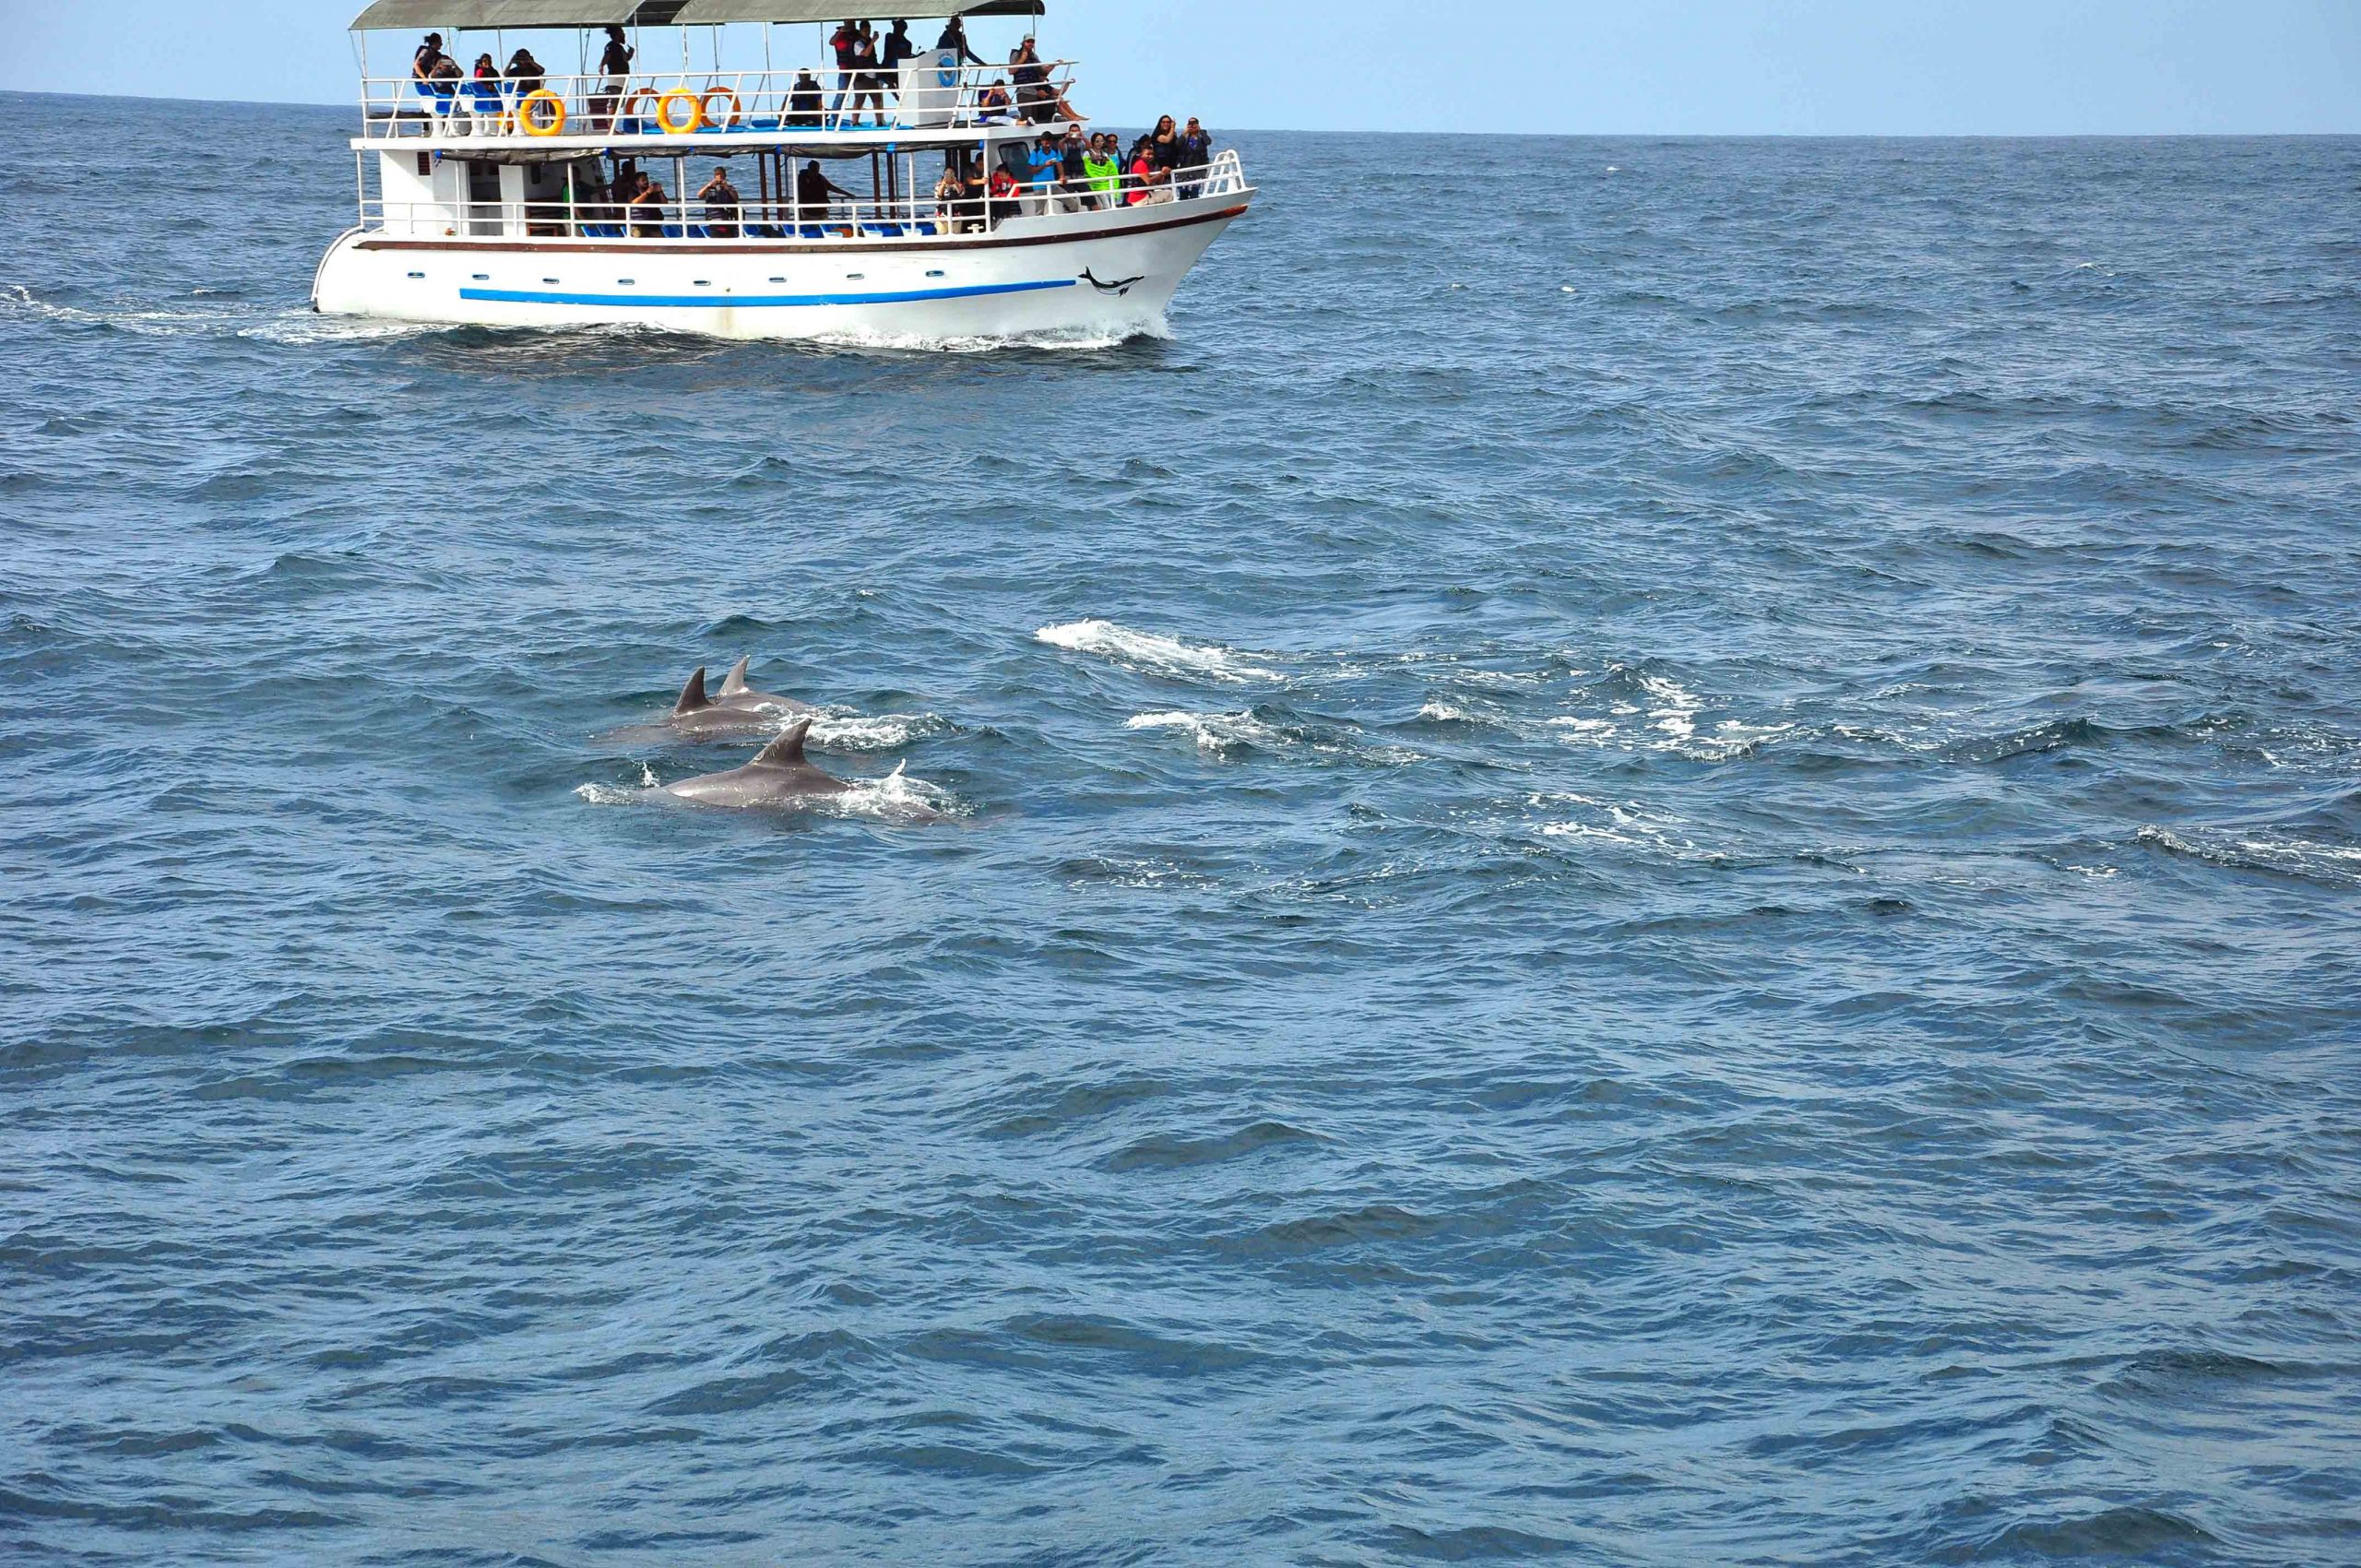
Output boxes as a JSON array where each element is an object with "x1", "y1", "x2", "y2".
[{"x1": 2, "y1": 86, "x2": 2355, "y2": 139}]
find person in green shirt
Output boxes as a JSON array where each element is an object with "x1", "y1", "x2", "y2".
[{"x1": 1083, "y1": 134, "x2": 1121, "y2": 210}]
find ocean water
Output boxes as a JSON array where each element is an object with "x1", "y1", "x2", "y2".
[{"x1": 4, "y1": 89, "x2": 2360, "y2": 1564}]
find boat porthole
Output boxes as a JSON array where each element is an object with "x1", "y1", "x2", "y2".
[
  {"x1": 471, "y1": 273, "x2": 489, "y2": 280},
  {"x1": 846, "y1": 273, "x2": 864, "y2": 280},
  {"x1": 542, "y1": 277, "x2": 559, "y2": 284},
  {"x1": 694, "y1": 279, "x2": 711, "y2": 287},
  {"x1": 406, "y1": 271, "x2": 425, "y2": 279},
  {"x1": 925, "y1": 270, "x2": 944, "y2": 278},
  {"x1": 768, "y1": 277, "x2": 786, "y2": 283},
  {"x1": 617, "y1": 279, "x2": 634, "y2": 285}
]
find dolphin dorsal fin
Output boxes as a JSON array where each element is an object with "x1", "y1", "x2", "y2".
[
  {"x1": 673, "y1": 666, "x2": 713, "y2": 714},
  {"x1": 720, "y1": 656, "x2": 753, "y2": 695},
  {"x1": 753, "y1": 719, "x2": 813, "y2": 766}
]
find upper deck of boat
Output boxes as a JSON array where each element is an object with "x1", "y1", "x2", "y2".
[{"x1": 357, "y1": 61, "x2": 1074, "y2": 157}]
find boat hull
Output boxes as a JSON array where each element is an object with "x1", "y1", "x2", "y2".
[{"x1": 313, "y1": 197, "x2": 1246, "y2": 344}]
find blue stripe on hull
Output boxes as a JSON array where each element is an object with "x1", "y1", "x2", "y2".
[{"x1": 457, "y1": 279, "x2": 1078, "y2": 309}]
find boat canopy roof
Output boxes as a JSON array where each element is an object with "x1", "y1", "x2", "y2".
[{"x1": 351, "y1": 0, "x2": 1039, "y2": 27}]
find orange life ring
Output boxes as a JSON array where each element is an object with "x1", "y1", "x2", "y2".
[
  {"x1": 517, "y1": 89, "x2": 566, "y2": 137},
  {"x1": 699, "y1": 87, "x2": 742, "y2": 130},
  {"x1": 619, "y1": 86, "x2": 662, "y2": 130},
  {"x1": 655, "y1": 88, "x2": 704, "y2": 135}
]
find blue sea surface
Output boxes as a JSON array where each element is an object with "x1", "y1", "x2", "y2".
[{"x1": 3, "y1": 92, "x2": 2359, "y2": 1565}]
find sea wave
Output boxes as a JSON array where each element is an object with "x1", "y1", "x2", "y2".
[{"x1": 1038, "y1": 620, "x2": 1280, "y2": 683}]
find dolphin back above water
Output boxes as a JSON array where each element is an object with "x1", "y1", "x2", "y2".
[
  {"x1": 718, "y1": 656, "x2": 815, "y2": 715},
  {"x1": 663, "y1": 719, "x2": 849, "y2": 808},
  {"x1": 666, "y1": 659, "x2": 813, "y2": 735}
]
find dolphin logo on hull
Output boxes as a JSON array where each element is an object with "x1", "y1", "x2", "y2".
[{"x1": 1080, "y1": 267, "x2": 1145, "y2": 297}]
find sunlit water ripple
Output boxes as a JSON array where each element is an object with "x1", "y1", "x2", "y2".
[{"x1": 3, "y1": 94, "x2": 2358, "y2": 1565}]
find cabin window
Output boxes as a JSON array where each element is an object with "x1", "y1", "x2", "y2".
[{"x1": 414, "y1": 152, "x2": 431, "y2": 176}]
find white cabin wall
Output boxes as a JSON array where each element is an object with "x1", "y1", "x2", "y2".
[{"x1": 378, "y1": 149, "x2": 461, "y2": 237}]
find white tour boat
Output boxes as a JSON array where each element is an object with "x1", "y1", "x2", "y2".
[{"x1": 314, "y1": 1, "x2": 1254, "y2": 344}]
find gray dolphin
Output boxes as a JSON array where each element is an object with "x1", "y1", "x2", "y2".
[
  {"x1": 717, "y1": 655, "x2": 815, "y2": 716},
  {"x1": 665, "y1": 665, "x2": 787, "y2": 736},
  {"x1": 663, "y1": 719, "x2": 849, "y2": 808}
]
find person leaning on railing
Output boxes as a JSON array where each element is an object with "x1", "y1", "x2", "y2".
[{"x1": 795, "y1": 160, "x2": 857, "y2": 228}]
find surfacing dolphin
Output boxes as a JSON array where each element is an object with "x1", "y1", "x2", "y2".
[
  {"x1": 716, "y1": 656, "x2": 814, "y2": 716},
  {"x1": 664, "y1": 665, "x2": 788, "y2": 736},
  {"x1": 663, "y1": 719, "x2": 849, "y2": 808}
]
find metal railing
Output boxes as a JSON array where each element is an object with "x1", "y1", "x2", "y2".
[
  {"x1": 364, "y1": 59, "x2": 1081, "y2": 140},
  {"x1": 362, "y1": 153, "x2": 1249, "y2": 242}
]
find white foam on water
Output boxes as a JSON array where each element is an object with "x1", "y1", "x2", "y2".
[
  {"x1": 1417, "y1": 700, "x2": 1482, "y2": 724},
  {"x1": 805, "y1": 710, "x2": 952, "y2": 752},
  {"x1": 810, "y1": 319, "x2": 1159, "y2": 354},
  {"x1": 1635, "y1": 671, "x2": 1703, "y2": 741},
  {"x1": 814, "y1": 762, "x2": 964, "y2": 822},
  {"x1": 1125, "y1": 709, "x2": 1279, "y2": 757},
  {"x1": 1528, "y1": 791, "x2": 1703, "y2": 858},
  {"x1": 2138, "y1": 825, "x2": 2361, "y2": 885},
  {"x1": 1038, "y1": 620, "x2": 1279, "y2": 683},
  {"x1": 239, "y1": 313, "x2": 451, "y2": 345}
]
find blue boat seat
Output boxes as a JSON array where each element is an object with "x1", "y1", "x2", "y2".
[{"x1": 660, "y1": 224, "x2": 684, "y2": 238}]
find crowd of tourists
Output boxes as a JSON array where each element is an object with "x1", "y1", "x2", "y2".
[
  {"x1": 929, "y1": 116, "x2": 1216, "y2": 230},
  {"x1": 407, "y1": 22, "x2": 1085, "y2": 134}
]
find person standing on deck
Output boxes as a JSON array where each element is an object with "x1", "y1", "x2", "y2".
[
  {"x1": 880, "y1": 19, "x2": 917, "y2": 114},
  {"x1": 848, "y1": 22, "x2": 885, "y2": 126},
  {"x1": 1176, "y1": 116, "x2": 1213, "y2": 197},
  {"x1": 411, "y1": 32, "x2": 452, "y2": 82},
  {"x1": 936, "y1": 15, "x2": 985, "y2": 68},
  {"x1": 592, "y1": 26, "x2": 633, "y2": 132},
  {"x1": 827, "y1": 19, "x2": 860, "y2": 127},
  {"x1": 1083, "y1": 134, "x2": 1121, "y2": 208}
]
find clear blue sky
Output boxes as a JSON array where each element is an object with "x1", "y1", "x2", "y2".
[{"x1": 5, "y1": 0, "x2": 2356, "y2": 132}]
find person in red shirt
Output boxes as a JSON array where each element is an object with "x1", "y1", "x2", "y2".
[
  {"x1": 827, "y1": 19, "x2": 859, "y2": 127},
  {"x1": 987, "y1": 163, "x2": 1021, "y2": 228}
]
